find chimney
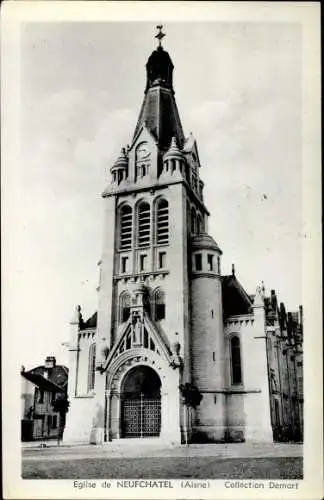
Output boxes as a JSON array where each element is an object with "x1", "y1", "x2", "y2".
[
  {"x1": 44, "y1": 356, "x2": 56, "y2": 369},
  {"x1": 298, "y1": 305, "x2": 303, "y2": 326},
  {"x1": 270, "y1": 289, "x2": 277, "y2": 312}
]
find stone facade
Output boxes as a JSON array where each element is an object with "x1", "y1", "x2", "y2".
[{"x1": 63, "y1": 36, "x2": 303, "y2": 445}]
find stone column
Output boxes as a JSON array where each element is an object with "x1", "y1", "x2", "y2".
[
  {"x1": 110, "y1": 391, "x2": 121, "y2": 439},
  {"x1": 67, "y1": 306, "x2": 81, "y2": 398}
]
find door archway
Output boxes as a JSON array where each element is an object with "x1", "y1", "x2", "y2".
[{"x1": 120, "y1": 365, "x2": 161, "y2": 438}]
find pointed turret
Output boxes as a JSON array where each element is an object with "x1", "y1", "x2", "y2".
[
  {"x1": 163, "y1": 136, "x2": 184, "y2": 161},
  {"x1": 133, "y1": 30, "x2": 184, "y2": 151},
  {"x1": 161, "y1": 136, "x2": 186, "y2": 177},
  {"x1": 110, "y1": 147, "x2": 128, "y2": 185}
]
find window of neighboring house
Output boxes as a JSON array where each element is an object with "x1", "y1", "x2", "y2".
[
  {"x1": 217, "y1": 256, "x2": 221, "y2": 274},
  {"x1": 195, "y1": 253, "x2": 202, "y2": 271},
  {"x1": 207, "y1": 254, "x2": 214, "y2": 271},
  {"x1": 88, "y1": 343, "x2": 96, "y2": 392},
  {"x1": 158, "y1": 251, "x2": 166, "y2": 269},
  {"x1": 38, "y1": 390, "x2": 44, "y2": 404},
  {"x1": 47, "y1": 415, "x2": 52, "y2": 429},
  {"x1": 154, "y1": 289, "x2": 166, "y2": 321},
  {"x1": 52, "y1": 415, "x2": 58, "y2": 429},
  {"x1": 230, "y1": 336, "x2": 242, "y2": 385}
]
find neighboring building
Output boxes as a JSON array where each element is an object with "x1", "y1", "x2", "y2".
[
  {"x1": 63, "y1": 31, "x2": 303, "y2": 445},
  {"x1": 21, "y1": 356, "x2": 68, "y2": 441},
  {"x1": 264, "y1": 296, "x2": 304, "y2": 442}
]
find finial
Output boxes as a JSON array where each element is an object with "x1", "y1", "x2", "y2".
[
  {"x1": 232, "y1": 263, "x2": 235, "y2": 276},
  {"x1": 155, "y1": 25, "x2": 166, "y2": 47},
  {"x1": 70, "y1": 304, "x2": 82, "y2": 325}
]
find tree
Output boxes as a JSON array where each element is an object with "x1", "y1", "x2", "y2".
[
  {"x1": 179, "y1": 383, "x2": 203, "y2": 445},
  {"x1": 52, "y1": 395, "x2": 70, "y2": 446}
]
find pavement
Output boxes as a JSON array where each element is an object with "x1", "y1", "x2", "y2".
[{"x1": 22, "y1": 441, "x2": 303, "y2": 461}]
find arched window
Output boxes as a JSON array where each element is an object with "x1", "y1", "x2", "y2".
[
  {"x1": 156, "y1": 199, "x2": 169, "y2": 244},
  {"x1": 153, "y1": 288, "x2": 166, "y2": 321},
  {"x1": 230, "y1": 336, "x2": 242, "y2": 385},
  {"x1": 88, "y1": 343, "x2": 96, "y2": 392},
  {"x1": 138, "y1": 202, "x2": 151, "y2": 247},
  {"x1": 191, "y1": 207, "x2": 196, "y2": 234},
  {"x1": 120, "y1": 204, "x2": 132, "y2": 250},
  {"x1": 119, "y1": 292, "x2": 131, "y2": 323}
]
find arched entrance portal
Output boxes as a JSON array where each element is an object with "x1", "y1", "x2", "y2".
[{"x1": 121, "y1": 366, "x2": 161, "y2": 438}]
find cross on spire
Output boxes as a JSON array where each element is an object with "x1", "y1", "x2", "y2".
[{"x1": 155, "y1": 25, "x2": 165, "y2": 47}]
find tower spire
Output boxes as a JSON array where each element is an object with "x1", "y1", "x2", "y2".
[
  {"x1": 133, "y1": 26, "x2": 184, "y2": 150},
  {"x1": 155, "y1": 25, "x2": 166, "y2": 48}
]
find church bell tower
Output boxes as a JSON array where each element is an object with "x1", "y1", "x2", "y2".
[
  {"x1": 65, "y1": 27, "x2": 226, "y2": 445},
  {"x1": 94, "y1": 26, "x2": 216, "y2": 444}
]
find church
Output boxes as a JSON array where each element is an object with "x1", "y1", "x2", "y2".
[{"x1": 64, "y1": 29, "x2": 303, "y2": 445}]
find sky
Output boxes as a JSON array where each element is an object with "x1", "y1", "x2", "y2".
[{"x1": 18, "y1": 21, "x2": 302, "y2": 369}]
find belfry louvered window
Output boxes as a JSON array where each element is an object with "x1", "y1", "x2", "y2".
[
  {"x1": 138, "y1": 202, "x2": 151, "y2": 247},
  {"x1": 156, "y1": 199, "x2": 169, "y2": 244},
  {"x1": 120, "y1": 205, "x2": 132, "y2": 250}
]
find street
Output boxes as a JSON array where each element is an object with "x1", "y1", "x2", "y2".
[{"x1": 22, "y1": 442, "x2": 303, "y2": 480}]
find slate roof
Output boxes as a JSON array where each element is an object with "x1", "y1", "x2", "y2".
[
  {"x1": 28, "y1": 365, "x2": 68, "y2": 389},
  {"x1": 133, "y1": 86, "x2": 185, "y2": 151},
  {"x1": 81, "y1": 311, "x2": 97, "y2": 330},
  {"x1": 133, "y1": 46, "x2": 184, "y2": 151},
  {"x1": 21, "y1": 371, "x2": 64, "y2": 393},
  {"x1": 221, "y1": 275, "x2": 253, "y2": 319}
]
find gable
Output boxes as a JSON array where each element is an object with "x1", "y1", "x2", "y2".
[
  {"x1": 183, "y1": 134, "x2": 201, "y2": 167},
  {"x1": 129, "y1": 123, "x2": 158, "y2": 154},
  {"x1": 103, "y1": 313, "x2": 172, "y2": 371}
]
